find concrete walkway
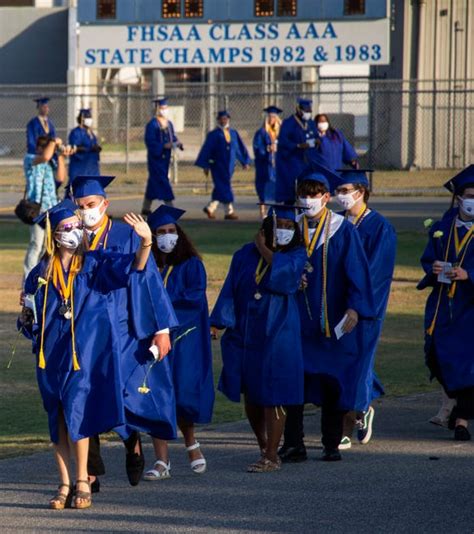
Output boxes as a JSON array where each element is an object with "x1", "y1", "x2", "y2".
[{"x1": 0, "y1": 392, "x2": 473, "y2": 533}]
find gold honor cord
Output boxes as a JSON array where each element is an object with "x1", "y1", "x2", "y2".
[
  {"x1": 303, "y1": 208, "x2": 328, "y2": 258},
  {"x1": 254, "y1": 257, "x2": 270, "y2": 300},
  {"x1": 87, "y1": 216, "x2": 111, "y2": 251},
  {"x1": 448, "y1": 225, "x2": 474, "y2": 299},
  {"x1": 347, "y1": 203, "x2": 368, "y2": 227},
  {"x1": 163, "y1": 265, "x2": 174, "y2": 288}
]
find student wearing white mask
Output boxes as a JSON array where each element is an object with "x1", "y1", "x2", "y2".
[
  {"x1": 314, "y1": 113, "x2": 358, "y2": 172},
  {"x1": 142, "y1": 97, "x2": 184, "y2": 215},
  {"x1": 67, "y1": 109, "x2": 101, "y2": 194},
  {"x1": 334, "y1": 169, "x2": 397, "y2": 450}
]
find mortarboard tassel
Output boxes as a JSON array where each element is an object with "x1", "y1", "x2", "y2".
[{"x1": 70, "y1": 277, "x2": 80, "y2": 371}]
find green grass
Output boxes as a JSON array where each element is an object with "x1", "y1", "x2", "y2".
[{"x1": 0, "y1": 220, "x2": 433, "y2": 458}]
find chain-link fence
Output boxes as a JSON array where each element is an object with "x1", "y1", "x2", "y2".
[{"x1": 0, "y1": 79, "x2": 472, "y2": 190}]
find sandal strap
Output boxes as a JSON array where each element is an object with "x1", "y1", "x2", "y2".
[
  {"x1": 190, "y1": 458, "x2": 206, "y2": 469},
  {"x1": 186, "y1": 441, "x2": 201, "y2": 452},
  {"x1": 76, "y1": 479, "x2": 90, "y2": 486},
  {"x1": 153, "y1": 460, "x2": 170, "y2": 470},
  {"x1": 74, "y1": 490, "x2": 91, "y2": 499},
  {"x1": 58, "y1": 483, "x2": 72, "y2": 491}
]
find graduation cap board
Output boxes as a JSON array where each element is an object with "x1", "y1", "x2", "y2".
[
  {"x1": 260, "y1": 203, "x2": 297, "y2": 222},
  {"x1": 147, "y1": 204, "x2": 186, "y2": 230},
  {"x1": 34, "y1": 199, "x2": 78, "y2": 229},
  {"x1": 34, "y1": 97, "x2": 50, "y2": 106},
  {"x1": 297, "y1": 162, "x2": 340, "y2": 194},
  {"x1": 153, "y1": 97, "x2": 168, "y2": 106},
  {"x1": 336, "y1": 169, "x2": 374, "y2": 188},
  {"x1": 263, "y1": 106, "x2": 283, "y2": 114},
  {"x1": 444, "y1": 165, "x2": 474, "y2": 194},
  {"x1": 71, "y1": 175, "x2": 115, "y2": 199},
  {"x1": 217, "y1": 110, "x2": 230, "y2": 119},
  {"x1": 79, "y1": 108, "x2": 92, "y2": 117},
  {"x1": 297, "y1": 98, "x2": 312, "y2": 110}
]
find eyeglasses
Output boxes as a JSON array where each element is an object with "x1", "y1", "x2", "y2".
[
  {"x1": 57, "y1": 222, "x2": 83, "y2": 232},
  {"x1": 335, "y1": 187, "x2": 357, "y2": 195}
]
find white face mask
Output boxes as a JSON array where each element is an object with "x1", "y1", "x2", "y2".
[
  {"x1": 336, "y1": 191, "x2": 360, "y2": 210},
  {"x1": 298, "y1": 197, "x2": 325, "y2": 217},
  {"x1": 276, "y1": 228, "x2": 295, "y2": 246},
  {"x1": 458, "y1": 197, "x2": 474, "y2": 217},
  {"x1": 80, "y1": 199, "x2": 105, "y2": 228},
  {"x1": 318, "y1": 121, "x2": 329, "y2": 132},
  {"x1": 159, "y1": 108, "x2": 169, "y2": 118},
  {"x1": 83, "y1": 118, "x2": 93, "y2": 128},
  {"x1": 302, "y1": 111, "x2": 312, "y2": 121},
  {"x1": 156, "y1": 233, "x2": 179, "y2": 253},
  {"x1": 56, "y1": 228, "x2": 83, "y2": 250}
]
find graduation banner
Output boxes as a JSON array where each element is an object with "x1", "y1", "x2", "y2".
[{"x1": 78, "y1": 19, "x2": 390, "y2": 68}]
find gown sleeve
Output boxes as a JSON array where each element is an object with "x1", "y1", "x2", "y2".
[
  {"x1": 265, "y1": 247, "x2": 307, "y2": 295},
  {"x1": 194, "y1": 133, "x2": 213, "y2": 169},
  {"x1": 277, "y1": 119, "x2": 297, "y2": 154},
  {"x1": 340, "y1": 131, "x2": 358, "y2": 163},
  {"x1": 418, "y1": 223, "x2": 442, "y2": 290},
  {"x1": 145, "y1": 120, "x2": 164, "y2": 158},
  {"x1": 210, "y1": 253, "x2": 239, "y2": 329},
  {"x1": 253, "y1": 129, "x2": 267, "y2": 159},
  {"x1": 235, "y1": 131, "x2": 251, "y2": 166},
  {"x1": 26, "y1": 119, "x2": 36, "y2": 154}
]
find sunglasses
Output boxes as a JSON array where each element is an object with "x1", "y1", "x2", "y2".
[{"x1": 57, "y1": 222, "x2": 83, "y2": 232}]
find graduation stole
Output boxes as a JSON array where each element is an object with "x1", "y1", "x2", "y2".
[
  {"x1": 426, "y1": 218, "x2": 474, "y2": 335},
  {"x1": 39, "y1": 116, "x2": 50, "y2": 134},
  {"x1": 265, "y1": 119, "x2": 281, "y2": 142},
  {"x1": 162, "y1": 265, "x2": 174, "y2": 288},
  {"x1": 303, "y1": 210, "x2": 332, "y2": 338},
  {"x1": 255, "y1": 257, "x2": 270, "y2": 284},
  {"x1": 86, "y1": 216, "x2": 112, "y2": 251},
  {"x1": 223, "y1": 128, "x2": 231, "y2": 143}
]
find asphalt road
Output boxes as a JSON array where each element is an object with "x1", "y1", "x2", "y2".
[{"x1": 0, "y1": 392, "x2": 473, "y2": 533}]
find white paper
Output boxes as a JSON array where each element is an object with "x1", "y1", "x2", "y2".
[
  {"x1": 24, "y1": 293, "x2": 37, "y2": 323},
  {"x1": 437, "y1": 262, "x2": 452, "y2": 285},
  {"x1": 149, "y1": 344, "x2": 160, "y2": 360},
  {"x1": 307, "y1": 138, "x2": 316, "y2": 148},
  {"x1": 335, "y1": 314, "x2": 349, "y2": 340}
]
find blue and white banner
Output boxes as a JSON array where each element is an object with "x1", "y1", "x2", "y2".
[{"x1": 78, "y1": 19, "x2": 390, "y2": 68}]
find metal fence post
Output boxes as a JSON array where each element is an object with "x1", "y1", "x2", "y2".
[{"x1": 125, "y1": 84, "x2": 130, "y2": 174}]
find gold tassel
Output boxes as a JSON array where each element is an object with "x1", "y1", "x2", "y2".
[{"x1": 70, "y1": 270, "x2": 80, "y2": 371}]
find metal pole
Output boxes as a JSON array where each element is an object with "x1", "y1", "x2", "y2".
[{"x1": 125, "y1": 84, "x2": 130, "y2": 174}]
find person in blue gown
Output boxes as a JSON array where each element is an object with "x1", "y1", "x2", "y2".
[
  {"x1": 26, "y1": 97, "x2": 56, "y2": 154},
  {"x1": 418, "y1": 165, "x2": 474, "y2": 441},
  {"x1": 314, "y1": 113, "x2": 359, "y2": 171},
  {"x1": 142, "y1": 97, "x2": 183, "y2": 215},
  {"x1": 140, "y1": 205, "x2": 214, "y2": 481},
  {"x1": 253, "y1": 106, "x2": 282, "y2": 218},
  {"x1": 18, "y1": 200, "x2": 159, "y2": 509},
  {"x1": 195, "y1": 110, "x2": 251, "y2": 220},
  {"x1": 279, "y1": 164, "x2": 375, "y2": 463},
  {"x1": 333, "y1": 169, "x2": 397, "y2": 449},
  {"x1": 71, "y1": 174, "x2": 178, "y2": 488},
  {"x1": 210, "y1": 204, "x2": 307, "y2": 472},
  {"x1": 67, "y1": 109, "x2": 101, "y2": 191},
  {"x1": 275, "y1": 98, "x2": 328, "y2": 204}
]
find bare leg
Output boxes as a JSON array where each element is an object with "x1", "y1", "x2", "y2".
[
  {"x1": 52, "y1": 409, "x2": 71, "y2": 491},
  {"x1": 264, "y1": 407, "x2": 286, "y2": 463},
  {"x1": 178, "y1": 418, "x2": 203, "y2": 463},
  {"x1": 151, "y1": 437, "x2": 169, "y2": 472},
  {"x1": 244, "y1": 397, "x2": 267, "y2": 453},
  {"x1": 72, "y1": 437, "x2": 90, "y2": 507}
]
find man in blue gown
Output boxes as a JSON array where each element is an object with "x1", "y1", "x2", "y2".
[
  {"x1": 275, "y1": 98, "x2": 328, "y2": 203},
  {"x1": 334, "y1": 169, "x2": 397, "y2": 449},
  {"x1": 253, "y1": 106, "x2": 282, "y2": 218},
  {"x1": 279, "y1": 164, "x2": 375, "y2": 462},
  {"x1": 26, "y1": 97, "x2": 57, "y2": 155},
  {"x1": 418, "y1": 165, "x2": 474, "y2": 441},
  {"x1": 71, "y1": 175, "x2": 178, "y2": 487},
  {"x1": 195, "y1": 110, "x2": 251, "y2": 220},
  {"x1": 142, "y1": 97, "x2": 183, "y2": 215}
]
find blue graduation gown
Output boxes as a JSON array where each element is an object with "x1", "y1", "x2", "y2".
[
  {"x1": 68, "y1": 126, "x2": 100, "y2": 183},
  {"x1": 253, "y1": 127, "x2": 276, "y2": 203},
  {"x1": 275, "y1": 115, "x2": 328, "y2": 203},
  {"x1": 144, "y1": 117, "x2": 177, "y2": 202},
  {"x1": 211, "y1": 243, "x2": 307, "y2": 406},
  {"x1": 97, "y1": 220, "x2": 179, "y2": 440},
  {"x1": 316, "y1": 129, "x2": 358, "y2": 171},
  {"x1": 298, "y1": 212, "x2": 375, "y2": 411},
  {"x1": 351, "y1": 210, "x2": 397, "y2": 408},
  {"x1": 418, "y1": 217, "x2": 474, "y2": 393},
  {"x1": 161, "y1": 257, "x2": 215, "y2": 424},
  {"x1": 195, "y1": 128, "x2": 251, "y2": 203},
  {"x1": 23, "y1": 251, "x2": 156, "y2": 443},
  {"x1": 26, "y1": 116, "x2": 56, "y2": 154}
]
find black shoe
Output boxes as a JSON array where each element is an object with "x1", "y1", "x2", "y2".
[
  {"x1": 277, "y1": 444, "x2": 308, "y2": 463},
  {"x1": 454, "y1": 425, "x2": 471, "y2": 441},
  {"x1": 90, "y1": 477, "x2": 100, "y2": 494},
  {"x1": 322, "y1": 448, "x2": 342, "y2": 462},
  {"x1": 124, "y1": 431, "x2": 145, "y2": 486},
  {"x1": 448, "y1": 406, "x2": 458, "y2": 430}
]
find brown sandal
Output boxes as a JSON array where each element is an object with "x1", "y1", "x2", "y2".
[
  {"x1": 49, "y1": 484, "x2": 73, "y2": 510},
  {"x1": 73, "y1": 479, "x2": 92, "y2": 509},
  {"x1": 247, "y1": 457, "x2": 281, "y2": 473}
]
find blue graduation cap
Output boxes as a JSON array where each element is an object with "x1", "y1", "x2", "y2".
[
  {"x1": 444, "y1": 165, "x2": 474, "y2": 194},
  {"x1": 34, "y1": 97, "x2": 50, "y2": 106},
  {"x1": 153, "y1": 97, "x2": 168, "y2": 106},
  {"x1": 34, "y1": 199, "x2": 78, "y2": 229},
  {"x1": 217, "y1": 110, "x2": 230, "y2": 119},
  {"x1": 297, "y1": 162, "x2": 340, "y2": 194},
  {"x1": 147, "y1": 204, "x2": 186, "y2": 230},
  {"x1": 336, "y1": 169, "x2": 373, "y2": 188},
  {"x1": 263, "y1": 105, "x2": 283, "y2": 114},
  {"x1": 297, "y1": 98, "x2": 312, "y2": 110},
  {"x1": 71, "y1": 175, "x2": 115, "y2": 199},
  {"x1": 260, "y1": 203, "x2": 297, "y2": 222},
  {"x1": 78, "y1": 108, "x2": 92, "y2": 117}
]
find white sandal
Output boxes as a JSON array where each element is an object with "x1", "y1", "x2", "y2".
[
  {"x1": 143, "y1": 460, "x2": 171, "y2": 481},
  {"x1": 186, "y1": 442, "x2": 207, "y2": 474}
]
